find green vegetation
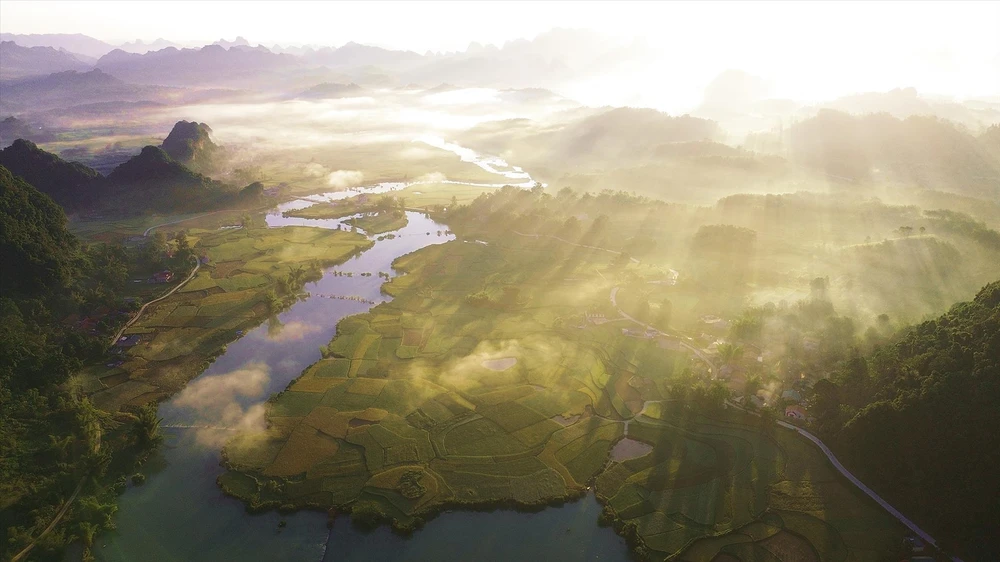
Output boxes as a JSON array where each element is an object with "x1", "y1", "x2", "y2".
[
  {"x1": 2, "y1": 128, "x2": 264, "y2": 215},
  {"x1": 346, "y1": 210, "x2": 408, "y2": 234},
  {"x1": 0, "y1": 139, "x2": 104, "y2": 212},
  {"x1": 159, "y1": 120, "x2": 219, "y2": 173},
  {"x1": 221, "y1": 188, "x2": 909, "y2": 559},
  {"x1": 82, "y1": 222, "x2": 372, "y2": 409},
  {"x1": 0, "y1": 166, "x2": 164, "y2": 560},
  {"x1": 811, "y1": 282, "x2": 1000, "y2": 558}
]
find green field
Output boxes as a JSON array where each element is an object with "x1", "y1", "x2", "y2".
[
  {"x1": 83, "y1": 224, "x2": 372, "y2": 410},
  {"x1": 347, "y1": 210, "x2": 408, "y2": 234}
]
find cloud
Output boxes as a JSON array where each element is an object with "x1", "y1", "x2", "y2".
[
  {"x1": 303, "y1": 162, "x2": 329, "y2": 177},
  {"x1": 172, "y1": 362, "x2": 271, "y2": 446},
  {"x1": 326, "y1": 169, "x2": 364, "y2": 188},
  {"x1": 414, "y1": 171, "x2": 447, "y2": 183},
  {"x1": 263, "y1": 320, "x2": 322, "y2": 343}
]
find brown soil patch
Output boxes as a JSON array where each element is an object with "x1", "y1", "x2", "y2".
[
  {"x1": 212, "y1": 261, "x2": 245, "y2": 279},
  {"x1": 758, "y1": 530, "x2": 819, "y2": 562}
]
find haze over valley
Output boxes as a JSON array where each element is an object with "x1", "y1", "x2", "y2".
[{"x1": 1, "y1": 2, "x2": 998, "y2": 562}]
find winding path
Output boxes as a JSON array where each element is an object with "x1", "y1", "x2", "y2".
[
  {"x1": 109, "y1": 257, "x2": 200, "y2": 346},
  {"x1": 609, "y1": 286, "x2": 716, "y2": 370},
  {"x1": 10, "y1": 479, "x2": 86, "y2": 562},
  {"x1": 15, "y1": 233, "x2": 203, "y2": 560},
  {"x1": 774, "y1": 419, "x2": 953, "y2": 556}
]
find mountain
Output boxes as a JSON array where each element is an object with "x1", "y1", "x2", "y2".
[
  {"x1": 105, "y1": 146, "x2": 236, "y2": 212},
  {"x1": 213, "y1": 36, "x2": 251, "y2": 49},
  {"x1": 301, "y1": 41, "x2": 422, "y2": 69},
  {"x1": 399, "y1": 28, "x2": 655, "y2": 90},
  {"x1": 0, "y1": 139, "x2": 105, "y2": 212},
  {"x1": 94, "y1": 44, "x2": 302, "y2": 87},
  {"x1": 0, "y1": 41, "x2": 91, "y2": 79},
  {"x1": 524, "y1": 107, "x2": 722, "y2": 167},
  {"x1": 789, "y1": 110, "x2": 1000, "y2": 198},
  {"x1": 0, "y1": 32, "x2": 115, "y2": 59},
  {"x1": 0, "y1": 165, "x2": 80, "y2": 297},
  {"x1": 0, "y1": 69, "x2": 169, "y2": 114},
  {"x1": 0, "y1": 116, "x2": 56, "y2": 147},
  {"x1": 296, "y1": 82, "x2": 366, "y2": 99},
  {"x1": 117, "y1": 38, "x2": 182, "y2": 54},
  {"x1": 160, "y1": 120, "x2": 220, "y2": 172},
  {"x1": 822, "y1": 87, "x2": 1000, "y2": 131}
]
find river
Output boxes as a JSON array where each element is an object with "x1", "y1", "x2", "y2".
[{"x1": 90, "y1": 143, "x2": 627, "y2": 561}]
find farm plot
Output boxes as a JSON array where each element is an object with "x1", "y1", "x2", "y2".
[{"x1": 86, "y1": 225, "x2": 372, "y2": 408}]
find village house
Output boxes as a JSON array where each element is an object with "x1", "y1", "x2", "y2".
[
  {"x1": 151, "y1": 270, "x2": 174, "y2": 283},
  {"x1": 785, "y1": 404, "x2": 808, "y2": 420},
  {"x1": 782, "y1": 389, "x2": 803, "y2": 403}
]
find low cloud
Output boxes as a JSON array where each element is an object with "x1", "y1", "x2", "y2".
[
  {"x1": 303, "y1": 162, "x2": 329, "y2": 177},
  {"x1": 264, "y1": 320, "x2": 322, "y2": 343},
  {"x1": 326, "y1": 169, "x2": 364, "y2": 188},
  {"x1": 172, "y1": 362, "x2": 271, "y2": 447},
  {"x1": 414, "y1": 171, "x2": 447, "y2": 183}
]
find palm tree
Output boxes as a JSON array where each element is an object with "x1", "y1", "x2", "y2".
[
  {"x1": 134, "y1": 403, "x2": 163, "y2": 449},
  {"x1": 717, "y1": 342, "x2": 744, "y2": 367}
]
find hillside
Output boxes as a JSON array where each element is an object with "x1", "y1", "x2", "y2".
[
  {"x1": 160, "y1": 120, "x2": 220, "y2": 172},
  {"x1": 0, "y1": 32, "x2": 116, "y2": 59},
  {"x1": 94, "y1": 44, "x2": 301, "y2": 87},
  {"x1": 0, "y1": 69, "x2": 168, "y2": 114},
  {"x1": 106, "y1": 145, "x2": 235, "y2": 212},
  {"x1": 0, "y1": 40, "x2": 91, "y2": 79},
  {"x1": 0, "y1": 116, "x2": 56, "y2": 147},
  {"x1": 820, "y1": 280, "x2": 1000, "y2": 557},
  {"x1": 0, "y1": 139, "x2": 105, "y2": 211},
  {"x1": 0, "y1": 166, "x2": 80, "y2": 297},
  {"x1": 296, "y1": 82, "x2": 366, "y2": 99},
  {"x1": 789, "y1": 110, "x2": 1000, "y2": 198}
]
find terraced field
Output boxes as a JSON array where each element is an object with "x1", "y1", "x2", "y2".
[{"x1": 220, "y1": 231, "x2": 904, "y2": 560}]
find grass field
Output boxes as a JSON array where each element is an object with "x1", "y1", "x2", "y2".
[
  {"x1": 220, "y1": 223, "x2": 904, "y2": 559},
  {"x1": 347, "y1": 211, "x2": 409, "y2": 234}
]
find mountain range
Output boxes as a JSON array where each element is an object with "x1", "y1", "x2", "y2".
[{"x1": 0, "y1": 122, "x2": 260, "y2": 214}]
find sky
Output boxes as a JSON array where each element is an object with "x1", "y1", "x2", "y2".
[{"x1": 2, "y1": 0, "x2": 998, "y2": 106}]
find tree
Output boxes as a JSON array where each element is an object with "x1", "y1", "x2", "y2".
[
  {"x1": 717, "y1": 342, "x2": 744, "y2": 367},
  {"x1": 133, "y1": 403, "x2": 163, "y2": 449}
]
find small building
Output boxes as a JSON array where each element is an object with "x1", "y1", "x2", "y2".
[
  {"x1": 152, "y1": 270, "x2": 174, "y2": 283},
  {"x1": 115, "y1": 335, "x2": 142, "y2": 348},
  {"x1": 785, "y1": 405, "x2": 808, "y2": 420},
  {"x1": 782, "y1": 389, "x2": 803, "y2": 403}
]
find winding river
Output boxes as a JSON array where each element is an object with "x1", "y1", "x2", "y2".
[{"x1": 90, "y1": 142, "x2": 626, "y2": 561}]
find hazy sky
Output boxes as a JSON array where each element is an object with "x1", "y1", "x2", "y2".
[{"x1": 2, "y1": 0, "x2": 998, "y2": 105}]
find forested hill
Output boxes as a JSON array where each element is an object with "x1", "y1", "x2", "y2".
[
  {"x1": 819, "y1": 279, "x2": 1000, "y2": 556},
  {"x1": 0, "y1": 166, "x2": 162, "y2": 559},
  {"x1": 0, "y1": 139, "x2": 105, "y2": 212},
  {"x1": 160, "y1": 120, "x2": 219, "y2": 173},
  {"x1": 0, "y1": 139, "x2": 263, "y2": 214},
  {"x1": 790, "y1": 111, "x2": 1000, "y2": 199},
  {"x1": 105, "y1": 145, "x2": 235, "y2": 211}
]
